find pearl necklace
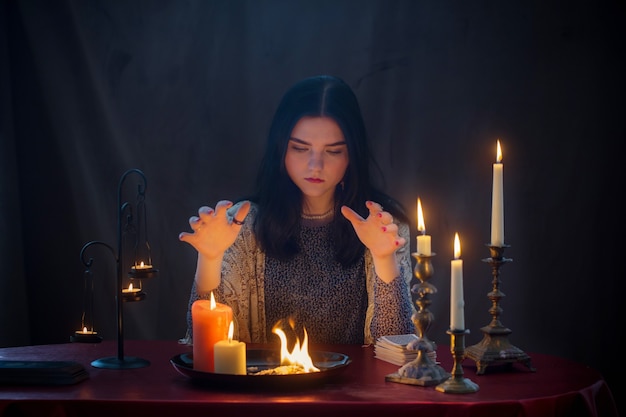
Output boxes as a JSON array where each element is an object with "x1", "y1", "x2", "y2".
[{"x1": 301, "y1": 208, "x2": 334, "y2": 220}]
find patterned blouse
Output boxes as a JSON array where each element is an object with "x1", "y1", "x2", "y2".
[{"x1": 182, "y1": 202, "x2": 415, "y2": 345}]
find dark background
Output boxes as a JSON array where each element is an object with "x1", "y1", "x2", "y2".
[{"x1": 1, "y1": 0, "x2": 623, "y2": 412}]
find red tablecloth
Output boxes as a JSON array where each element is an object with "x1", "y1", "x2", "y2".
[{"x1": 0, "y1": 340, "x2": 617, "y2": 417}]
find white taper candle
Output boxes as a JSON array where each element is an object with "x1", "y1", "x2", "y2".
[
  {"x1": 450, "y1": 233, "x2": 465, "y2": 330},
  {"x1": 491, "y1": 140, "x2": 504, "y2": 246}
]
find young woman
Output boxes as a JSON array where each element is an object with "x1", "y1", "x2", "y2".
[{"x1": 179, "y1": 75, "x2": 414, "y2": 345}]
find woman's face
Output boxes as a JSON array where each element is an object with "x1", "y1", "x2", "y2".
[{"x1": 285, "y1": 116, "x2": 349, "y2": 207}]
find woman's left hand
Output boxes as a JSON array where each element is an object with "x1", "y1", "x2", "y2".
[{"x1": 341, "y1": 200, "x2": 406, "y2": 259}]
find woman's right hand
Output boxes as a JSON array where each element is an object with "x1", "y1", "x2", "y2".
[{"x1": 178, "y1": 200, "x2": 251, "y2": 259}]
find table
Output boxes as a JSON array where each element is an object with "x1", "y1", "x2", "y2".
[{"x1": 0, "y1": 340, "x2": 617, "y2": 417}]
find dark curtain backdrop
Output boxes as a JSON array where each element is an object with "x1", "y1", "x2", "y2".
[{"x1": 1, "y1": 0, "x2": 624, "y2": 409}]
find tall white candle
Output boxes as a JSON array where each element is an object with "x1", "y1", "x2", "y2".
[
  {"x1": 491, "y1": 140, "x2": 504, "y2": 246},
  {"x1": 450, "y1": 233, "x2": 465, "y2": 330},
  {"x1": 214, "y1": 321, "x2": 247, "y2": 375},
  {"x1": 416, "y1": 197, "x2": 431, "y2": 255}
]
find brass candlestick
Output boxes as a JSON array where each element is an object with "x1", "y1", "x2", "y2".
[
  {"x1": 465, "y1": 244, "x2": 534, "y2": 374},
  {"x1": 436, "y1": 329, "x2": 479, "y2": 393},
  {"x1": 411, "y1": 253, "x2": 437, "y2": 348},
  {"x1": 385, "y1": 253, "x2": 449, "y2": 386}
]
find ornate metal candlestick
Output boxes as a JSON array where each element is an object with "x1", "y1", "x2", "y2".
[
  {"x1": 465, "y1": 245, "x2": 534, "y2": 374},
  {"x1": 436, "y1": 329, "x2": 479, "y2": 393},
  {"x1": 411, "y1": 253, "x2": 437, "y2": 348},
  {"x1": 78, "y1": 169, "x2": 158, "y2": 369},
  {"x1": 385, "y1": 252, "x2": 449, "y2": 386}
]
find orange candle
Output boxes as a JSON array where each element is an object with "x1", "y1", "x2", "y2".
[{"x1": 192, "y1": 292, "x2": 233, "y2": 372}]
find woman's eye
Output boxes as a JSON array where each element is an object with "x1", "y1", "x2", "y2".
[
  {"x1": 327, "y1": 149, "x2": 344, "y2": 155},
  {"x1": 291, "y1": 145, "x2": 308, "y2": 152}
]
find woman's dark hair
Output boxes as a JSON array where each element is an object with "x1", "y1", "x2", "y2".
[{"x1": 251, "y1": 75, "x2": 408, "y2": 266}]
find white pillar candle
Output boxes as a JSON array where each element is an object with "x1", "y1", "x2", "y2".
[
  {"x1": 491, "y1": 140, "x2": 504, "y2": 246},
  {"x1": 416, "y1": 197, "x2": 431, "y2": 255},
  {"x1": 450, "y1": 233, "x2": 465, "y2": 330},
  {"x1": 214, "y1": 321, "x2": 247, "y2": 375}
]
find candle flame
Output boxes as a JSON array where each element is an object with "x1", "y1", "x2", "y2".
[
  {"x1": 83, "y1": 326, "x2": 88, "y2": 333},
  {"x1": 417, "y1": 197, "x2": 426, "y2": 233},
  {"x1": 454, "y1": 232, "x2": 461, "y2": 259},
  {"x1": 128, "y1": 283, "x2": 133, "y2": 291},
  {"x1": 227, "y1": 320, "x2": 234, "y2": 343},
  {"x1": 210, "y1": 291, "x2": 216, "y2": 310},
  {"x1": 133, "y1": 261, "x2": 152, "y2": 269},
  {"x1": 496, "y1": 140, "x2": 502, "y2": 163}
]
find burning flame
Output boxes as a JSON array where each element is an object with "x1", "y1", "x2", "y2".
[
  {"x1": 210, "y1": 291, "x2": 216, "y2": 310},
  {"x1": 227, "y1": 320, "x2": 234, "y2": 343},
  {"x1": 417, "y1": 197, "x2": 425, "y2": 233},
  {"x1": 273, "y1": 321, "x2": 320, "y2": 373},
  {"x1": 496, "y1": 139, "x2": 502, "y2": 163}
]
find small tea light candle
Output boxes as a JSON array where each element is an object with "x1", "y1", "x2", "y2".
[
  {"x1": 75, "y1": 326, "x2": 97, "y2": 336},
  {"x1": 71, "y1": 326, "x2": 102, "y2": 343},
  {"x1": 129, "y1": 261, "x2": 158, "y2": 279},
  {"x1": 192, "y1": 292, "x2": 233, "y2": 372},
  {"x1": 214, "y1": 321, "x2": 246, "y2": 375},
  {"x1": 131, "y1": 261, "x2": 153, "y2": 270},
  {"x1": 416, "y1": 197, "x2": 431, "y2": 256},
  {"x1": 121, "y1": 282, "x2": 145, "y2": 302},
  {"x1": 122, "y1": 283, "x2": 140, "y2": 294}
]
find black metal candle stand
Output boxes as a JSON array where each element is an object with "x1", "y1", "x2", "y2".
[{"x1": 72, "y1": 169, "x2": 158, "y2": 369}]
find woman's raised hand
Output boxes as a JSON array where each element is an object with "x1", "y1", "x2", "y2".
[
  {"x1": 341, "y1": 200, "x2": 406, "y2": 259},
  {"x1": 179, "y1": 200, "x2": 251, "y2": 259}
]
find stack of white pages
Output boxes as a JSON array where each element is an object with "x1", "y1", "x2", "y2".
[{"x1": 374, "y1": 334, "x2": 437, "y2": 366}]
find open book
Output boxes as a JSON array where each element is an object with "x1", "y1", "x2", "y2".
[{"x1": 374, "y1": 334, "x2": 437, "y2": 366}]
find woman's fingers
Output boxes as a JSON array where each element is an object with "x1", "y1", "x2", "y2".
[
  {"x1": 179, "y1": 200, "x2": 251, "y2": 246},
  {"x1": 231, "y1": 200, "x2": 251, "y2": 225},
  {"x1": 189, "y1": 215, "x2": 199, "y2": 226},
  {"x1": 340, "y1": 205, "x2": 363, "y2": 223},
  {"x1": 214, "y1": 200, "x2": 234, "y2": 215},
  {"x1": 342, "y1": 201, "x2": 405, "y2": 255}
]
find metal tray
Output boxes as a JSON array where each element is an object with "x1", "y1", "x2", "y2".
[{"x1": 170, "y1": 349, "x2": 351, "y2": 389}]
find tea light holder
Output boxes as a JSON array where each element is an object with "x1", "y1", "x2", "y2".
[
  {"x1": 77, "y1": 169, "x2": 158, "y2": 369},
  {"x1": 71, "y1": 327, "x2": 102, "y2": 343},
  {"x1": 436, "y1": 328, "x2": 479, "y2": 393},
  {"x1": 70, "y1": 268, "x2": 102, "y2": 344},
  {"x1": 465, "y1": 244, "x2": 534, "y2": 374},
  {"x1": 121, "y1": 281, "x2": 146, "y2": 302}
]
